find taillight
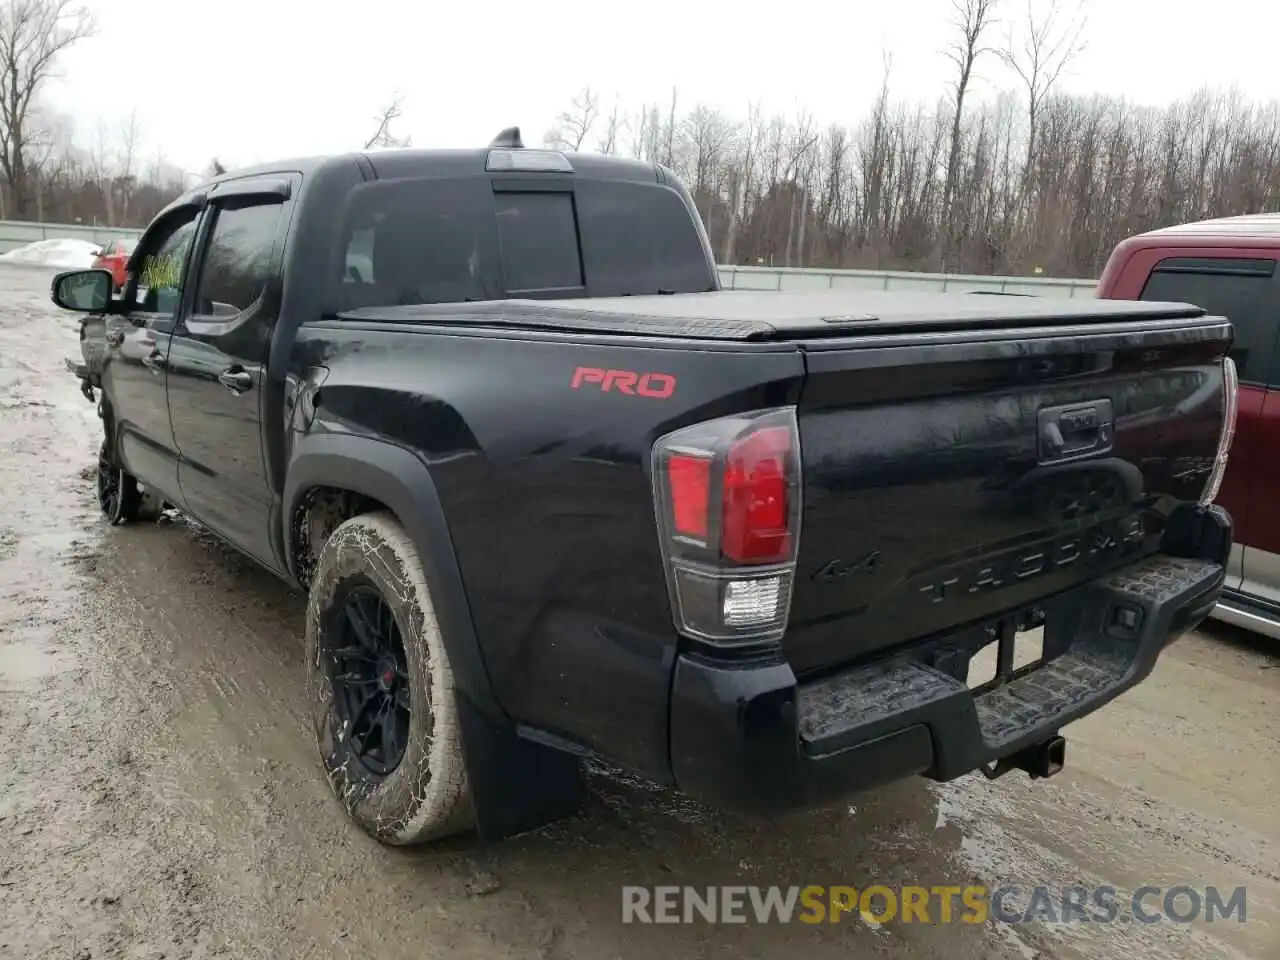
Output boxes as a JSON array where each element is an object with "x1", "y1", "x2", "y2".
[
  {"x1": 667, "y1": 454, "x2": 712, "y2": 539},
  {"x1": 722, "y1": 426, "x2": 792, "y2": 563},
  {"x1": 652, "y1": 407, "x2": 801, "y2": 645},
  {"x1": 1200, "y1": 356, "x2": 1239, "y2": 506}
]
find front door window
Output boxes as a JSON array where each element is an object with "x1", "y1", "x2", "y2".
[{"x1": 134, "y1": 215, "x2": 199, "y2": 315}]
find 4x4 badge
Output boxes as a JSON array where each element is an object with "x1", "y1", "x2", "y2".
[{"x1": 813, "y1": 550, "x2": 882, "y2": 582}]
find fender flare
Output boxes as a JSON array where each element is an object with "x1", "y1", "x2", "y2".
[{"x1": 282, "y1": 432, "x2": 505, "y2": 723}]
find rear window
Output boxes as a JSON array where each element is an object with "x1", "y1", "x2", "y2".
[
  {"x1": 333, "y1": 174, "x2": 714, "y2": 311},
  {"x1": 494, "y1": 192, "x2": 583, "y2": 292},
  {"x1": 1139, "y1": 257, "x2": 1279, "y2": 384},
  {"x1": 575, "y1": 179, "x2": 717, "y2": 296}
]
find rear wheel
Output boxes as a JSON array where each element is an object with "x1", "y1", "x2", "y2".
[
  {"x1": 305, "y1": 512, "x2": 473, "y2": 844},
  {"x1": 96, "y1": 440, "x2": 163, "y2": 525}
]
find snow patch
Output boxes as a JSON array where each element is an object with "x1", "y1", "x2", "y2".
[{"x1": 0, "y1": 238, "x2": 102, "y2": 269}]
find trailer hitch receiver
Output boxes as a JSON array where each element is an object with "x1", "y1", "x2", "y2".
[{"x1": 981, "y1": 735, "x2": 1066, "y2": 781}]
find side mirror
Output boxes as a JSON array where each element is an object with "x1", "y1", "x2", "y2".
[{"x1": 51, "y1": 269, "x2": 114, "y2": 313}]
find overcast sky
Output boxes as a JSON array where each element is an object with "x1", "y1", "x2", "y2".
[{"x1": 44, "y1": 0, "x2": 1280, "y2": 177}]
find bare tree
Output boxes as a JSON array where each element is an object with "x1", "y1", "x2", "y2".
[
  {"x1": 0, "y1": 0, "x2": 94, "y2": 218},
  {"x1": 16, "y1": 1, "x2": 1280, "y2": 282},
  {"x1": 89, "y1": 119, "x2": 115, "y2": 225},
  {"x1": 858, "y1": 53, "x2": 895, "y2": 258},
  {"x1": 662, "y1": 86, "x2": 678, "y2": 168},
  {"x1": 24, "y1": 100, "x2": 63, "y2": 219},
  {"x1": 783, "y1": 111, "x2": 820, "y2": 267},
  {"x1": 596, "y1": 96, "x2": 625, "y2": 155},
  {"x1": 684, "y1": 105, "x2": 733, "y2": 205},
  {"x1": 117, "y1": 109, "x2": 140, "y2": 224},
  {"x1": 942, "y1": 0, "x2": 1001, "y2": 267},
  {"x1": 546, "y1": 86, "x2": 599, "y2": 151},
  {"x1": 998, "y1": 0, "x2": 1087, "y2": 178},
  {"x1": 629, "y1": 103, "x2": 662, "y2": 162},
  {"x1": 722, "y1": 101, "x2": 763, "y2": 264},
  {"x1": 364, "y1": 92, "x2": 411, "y2": 150}
]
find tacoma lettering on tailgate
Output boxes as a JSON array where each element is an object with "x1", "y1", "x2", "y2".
[{"x1": 910, "y1": 515, "x2": 1147, "y2": 604}]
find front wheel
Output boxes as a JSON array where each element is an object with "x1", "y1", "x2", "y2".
[
  {"x1": 96, "y1": 440, "x2": 163, "y2": 525},
  {"x1": 305, "y1": 512, "x2": 473, "y2": 845}
]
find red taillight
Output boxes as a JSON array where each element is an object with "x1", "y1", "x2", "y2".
[
  {"x1": 722, "y1": 426, "x2": 792, "y2": 563},
  {"x1": 651, "y1": 408, "x2": 802, "y2": 645},
  {"x1": 667, "y1": 453, "x2": 711, "y2": 539}
]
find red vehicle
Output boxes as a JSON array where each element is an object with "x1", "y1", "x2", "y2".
[
  {"x1": 92, "y1": 237, "x2": 135, "y2": 292},
  {"x1": 1098, "y1": 213, "x2": 1277, "y2": 638}
]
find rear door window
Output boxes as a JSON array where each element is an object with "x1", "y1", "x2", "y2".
[{"x1": 1139, "y1": 257, "x2": 1280, "y2": 385}]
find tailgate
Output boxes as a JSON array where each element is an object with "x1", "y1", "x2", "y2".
[{"x1": 785, "y1": 312, "x2": 1232, "y2": 677}]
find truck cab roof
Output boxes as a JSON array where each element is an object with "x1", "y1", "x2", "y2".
[
  {"x1": 1104, "y1": 213, "x2": 1280, "y2": 266},
  {"x1": 139, "y1": 129, "x2": 722, "y2": 316},
  {"x1": 1137, "y1": 212, "x2": 1280, "y2": 241},
  {"x1": 172, "y1": 141, "x2": 666, "y2": 211}
]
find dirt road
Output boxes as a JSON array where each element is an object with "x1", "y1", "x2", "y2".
[{"x1": 1, "y1": 263, "x2": 1276, "y2": 959}]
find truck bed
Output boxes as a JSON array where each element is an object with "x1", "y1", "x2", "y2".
[{"x1": 339, "y1": 289, "x2": 1209, "y2": 341}]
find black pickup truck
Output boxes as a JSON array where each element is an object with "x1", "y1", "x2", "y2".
[{"x1": 54, "y1": 128, "x2": 1237, "y2": 846}]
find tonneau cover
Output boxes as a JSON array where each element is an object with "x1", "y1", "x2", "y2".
[{"x1": 340, "y1": 289, "x2": 1209, "y2": 341}]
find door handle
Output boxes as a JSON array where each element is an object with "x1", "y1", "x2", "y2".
[
  {"x1": 141, "y1": 351, "x2": 165, "y2": 374},
  {"x1": 218, "y1": 368, "x2": 254, "y2": 394}
]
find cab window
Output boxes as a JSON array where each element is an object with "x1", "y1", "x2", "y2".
[
  {"x1": 190, "y1": 202, "x2": 283, "y2": 318},
  {"x1": 134, "y1": 214, "x2": 199, "y2": 315}
]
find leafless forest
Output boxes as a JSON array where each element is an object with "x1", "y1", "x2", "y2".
[
  {"x1": 543, "y1": 2, "x2": 1280, "y2": 279},
  {"x1": 0, "y1": 0, "x2": 195, "y2": 229},
  {"x1": 2, "y1": 0, "x2": 1279, "y2": 278}
]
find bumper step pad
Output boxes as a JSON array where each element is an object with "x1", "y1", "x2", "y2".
[{"x1": 796, "y1": 554, "x2": 1223, "y2": 775}]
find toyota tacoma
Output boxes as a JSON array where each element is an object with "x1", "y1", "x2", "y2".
[{"x1": 53, "y1": 128, "x2": 1237, "y2": 845}]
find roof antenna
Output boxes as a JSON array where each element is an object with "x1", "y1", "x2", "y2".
[{"x1": 490, "y1": 126, "x2": 524, "y2": 149}]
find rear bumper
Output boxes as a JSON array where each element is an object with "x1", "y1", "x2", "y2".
[{"x1": 668, "y1": 504, "x2": 1230, "y2": 813}]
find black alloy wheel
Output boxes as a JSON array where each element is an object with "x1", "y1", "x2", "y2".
[
  {"x1": 97, "y1": 445, "x2": 122, "y2": 520},
  {"x1": 305, "y1": 511, "x2": 475, "y2": 845},
  {"x1": 327, "y1": 584, "x2": 413, "y2": 780},
  {"x1": 96, "y1": 439, "x2": 142, "y2": 524}
]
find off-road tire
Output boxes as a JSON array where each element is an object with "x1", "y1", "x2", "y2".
[
  {"x1": 304, "y1": 511, "x2": 474, "y2": 845},
  {"x1": 97, "y1": 439, "x2": 163, "y2": 525}
]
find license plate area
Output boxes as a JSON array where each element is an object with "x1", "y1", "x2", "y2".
[{"x1": 966, "y1": 612, "x2": 1047, "y2": 694}]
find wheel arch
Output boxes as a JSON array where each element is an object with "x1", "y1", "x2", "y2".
[{"x1": 283, "y1": 432, "x2": 505, "y2": 723}]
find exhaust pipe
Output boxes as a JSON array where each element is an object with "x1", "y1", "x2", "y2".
[{"x1": 981, "y1": 735, "x2": 1067, "y2": 781}]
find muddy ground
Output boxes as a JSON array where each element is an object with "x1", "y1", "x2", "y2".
[{"x1": 0, "y1": 263, "x2": 1276, "y2": 960}]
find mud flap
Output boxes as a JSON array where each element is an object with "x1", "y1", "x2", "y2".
[{"x1": 455, "y1": 692, "x2": 585, "y2": 841}]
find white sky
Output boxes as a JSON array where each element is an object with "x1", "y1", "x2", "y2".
[{"x1": 45, "y1": 0, "x2": 1280, "y2": 177}]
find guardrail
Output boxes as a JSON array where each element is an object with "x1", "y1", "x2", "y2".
[
  {"x1": 717, "y1": 265, "x2": 1097, "y2": 299},
  {"x1": 0, "y1": 219, "x2": 144, "y2": 253},
  {"x1": 0, "y1": 218, "x2": 1100, "y2": 298}
]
